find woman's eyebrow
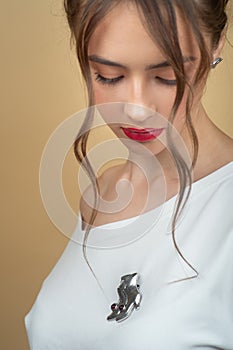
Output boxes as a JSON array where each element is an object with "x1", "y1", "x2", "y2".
[
  {"x1": 88, "y1": 55, "x2": 126, "y2": 68},
  {"x1": 88, "y1": 54, "x2": 196, "y2": 70},
  {"x1": 146, "y1": 56, "x2": 196, "y2": 70}
]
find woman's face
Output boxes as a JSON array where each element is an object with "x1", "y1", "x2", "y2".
[{"x1": 87, "y1": 2, "x2": 208, "y2": 155}]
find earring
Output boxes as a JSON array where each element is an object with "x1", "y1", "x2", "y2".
[{"x1": 211, "y1": 57, "x2": 223, "y2": 69}]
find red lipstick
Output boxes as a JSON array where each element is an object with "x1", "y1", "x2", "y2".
[{"x1": 121, "y1": 127, "x2": 164, "y2": 142}]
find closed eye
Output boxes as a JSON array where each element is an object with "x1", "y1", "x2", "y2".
[
  {"x1": 94, "y1": 73, "x2": 177, "y2": 87},
  {"x1": 94, "y1": 73, "x2": 124, "y2": 86},
  {"x1": 156, "y1": 77, "x2": 177, "y2": 86}
]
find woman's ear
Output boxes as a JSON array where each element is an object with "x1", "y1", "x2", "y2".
[{"x1": 212, "y1": 30, "x2": 226, "y2": 61}]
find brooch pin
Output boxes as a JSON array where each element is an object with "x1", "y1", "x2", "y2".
[{"x1": 107, "y1": 272, "x2": 142, "y2": 323}]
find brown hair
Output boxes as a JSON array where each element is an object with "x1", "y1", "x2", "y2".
[{"x1": 64, "y1": 0, "x2": 229, "y2": 282}]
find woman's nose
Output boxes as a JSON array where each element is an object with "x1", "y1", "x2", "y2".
[
  {"x1": 123, "y1": 79, "x2": 156, "y2": 123},
  {"x1": 123, "y1": 103, "x2": 155, "y2": 124}
]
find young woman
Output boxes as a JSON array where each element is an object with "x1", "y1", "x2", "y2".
[{"x1": 25, "y1": 1, "x2": 233, "y2": 349}]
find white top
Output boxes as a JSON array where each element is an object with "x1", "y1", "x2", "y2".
[{"x1": 25, "y1": 162, "x2": 233, "y2": 350}]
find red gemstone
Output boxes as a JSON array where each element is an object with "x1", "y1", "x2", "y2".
[
  {"x1": 111, "y1": 303, "x2": 117, "y2": 310},
  {"x1": 119, "y1": 304, "x2": 124, "y2": 311}
]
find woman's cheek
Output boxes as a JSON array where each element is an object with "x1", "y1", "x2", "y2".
[
  {"x1": 93, "y1": 85, "x2": 119, "y2": 104},
  {"x1": 93, "y1": 87, "x2": 106, "y2": 104}
]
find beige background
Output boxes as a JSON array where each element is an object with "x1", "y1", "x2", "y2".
[{"x1": 1, "y1": 1, "x2": 233, "y2": 349}]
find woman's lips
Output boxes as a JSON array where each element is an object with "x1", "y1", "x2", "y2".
[{"x1": 121, "y1": 127, "x2": 164, "y2": 142}]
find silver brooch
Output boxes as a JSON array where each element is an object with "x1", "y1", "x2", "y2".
[{"x1": 107, "y1": 272, "x2": 142, "y2": 322}]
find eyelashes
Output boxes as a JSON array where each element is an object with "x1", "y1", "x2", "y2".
[
  {"x1": 156, "y1": 77, "x2": 177, "y2": 86},
  {"x1": 94, "y1": 73, "x2": 177, "y2": 87},
  {"x1": 95, "y1": 73, "x2": 124, "y2": 85}
]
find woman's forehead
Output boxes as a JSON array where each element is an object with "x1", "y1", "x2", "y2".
[{"x1": 88, "y1": 2, "x2": 198, "y2": 64}]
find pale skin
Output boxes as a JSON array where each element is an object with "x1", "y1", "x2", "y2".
[{"x1": 80, "y1": 2, "x2": 233, "y2": 228}]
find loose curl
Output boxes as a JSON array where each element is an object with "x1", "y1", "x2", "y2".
[{"x1": 64, "y1": 0, "x2": 229, "y2": 282}]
